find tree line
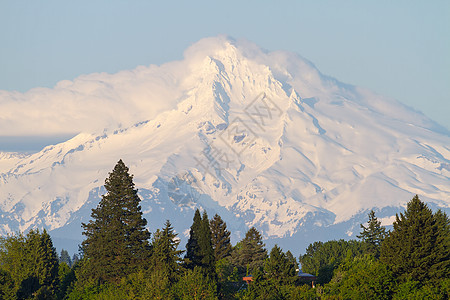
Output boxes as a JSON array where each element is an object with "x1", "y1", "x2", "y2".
[{"x1": 0, "y1": 160, "x2": 448, "y2": 299}]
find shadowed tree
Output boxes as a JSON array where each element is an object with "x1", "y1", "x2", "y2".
[
  {"x1": 59, "y1": 249, "x2": 72, "y2": 267},
  {"x1": 357, "y1": 210, "x2": 387, "y2": 257},
  {"x1": 380, "y1": 195, "x2": 450, "y2": 283},
  {"x1": 210, "y1": 213, "x2": 232, "y2": 261},
  {"x1": 151, "y1": 220, "x2": 184, "y2": 284},
  {"x1": 0, "y1": 229, "x2": 59, "y2": 299},
  {"x1": 185, "y1": 209, "x2": 216, "y2": 281},
  {"x1": 185, "y1": 209, "x2": 203, "y2": 269},
  {"x1": 80, "y1": 159, "x2": 151, "y2": 284},
  {"x1": 233, "y1": 227, "x2": 267, "y2": 274},
  {"x1": 264, "y1": 245, "x2": 297, "y2": 285}
]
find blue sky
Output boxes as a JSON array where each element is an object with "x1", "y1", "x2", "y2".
[{"x1": 0, "y1": 0, "x2": 449, "y2": 151}]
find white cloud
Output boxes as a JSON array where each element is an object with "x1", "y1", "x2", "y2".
[{"x1": 0, "y1": 59, "x2": 188, "y2": 137}]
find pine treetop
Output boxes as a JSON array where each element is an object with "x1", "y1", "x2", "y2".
[
  {"x1": 80, "y1": 159, "x2": 151, "y2": 284},
  {"x1": 210, "y1": 213, "x2": 232, "y2": 261},
  {"x1": 380, "y1": 195, "x2": 449, "y2": 283}
]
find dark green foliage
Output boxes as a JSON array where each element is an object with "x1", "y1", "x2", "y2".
[
  {"x1": 0, "y1": 229, "x2": 59, "y2": 299},
  {"x1": 58, "y1": 262, "x2": 76, "y2": 299},
  {"x1": 285, "y1": 250, "x2": 299, "y2": 271},
  {"x1": 215, "y1": 257, "x2": 240, "y2": 297},
  {"x1": 236, "y1": 246, "x2": 297, "y2": 299},
  {"x1": 68, "y1": 270, "x2": 172, "y2": 300},
  {"x1": 237, "y1": 268, "x2": 287, "y2": 300},
  {"x1": 80, "y1": 159, "x2": 151, "y2": 284},
  {"x1": 233, "y1": 227, "x2": 267, "y2": 274},
  {"x1": 299, "y1": 239, "x2": 365, "y2": 284},
  {"x1": 0, "y1": 268, "x2": 14, "y2": 300},
  {"x1": 210, "y1": 213, "x2": 232, "y2": 261},
  {"x1": 429, "y1": 209, "x2": 450, "y2": 281},
  {"x1": 357, "y1": 210, "x2": 387, "y2": 257},
  {"x1": 185, "y1": 209, "x2": 216, "y2": 280},
  {"x1": 60, "y1": 249, "x2": 72, "y2": 267},
  {"x1": 173, "y1": 267, "x2": 218, "y2": 300},
  {"x1": 199, "y1": 211, "x2": 216, "y2": 278},
  {"x1": 393, "y1": 278, "x2": 450, "y2": 300},
  {"x1": 185, "y1": 209, "x2": 203, "y2": 268},
  {"x1": 324, "y1": 255, "x2": 396, "y2": 299},
  {"x1": 151, "y1": 220, "x2": 184, "y2": 284},
  {"x1": 264, "y1": 245, "x2": 297, "y2": 285},
  {"x1": 380, "y1": 195, "x2": 450, "y2": 283}
]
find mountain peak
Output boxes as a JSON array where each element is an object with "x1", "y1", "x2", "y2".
[{"x1": 0, "y1": 36, "x2": 449, "y2": 253}]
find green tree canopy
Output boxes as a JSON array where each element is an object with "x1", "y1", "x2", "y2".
[
  {"x1": 185, "y1": 209, "x2": 216, "y2": 281},
  {"x1": 380, "y1": 195, "x2": 450, "y2": 283},
  {"x1": 299, "y1": 239, "x2": 365, "y2": 284},
  {"x1": 185, "y1": 209, "x2": 203, "y2": 269},
  {"x1": 264, "y1": 245, "x2": 297, "y2": 285},
  {"x1": 324, "y1": 255, "x2": 396, "y2": 300},
  {"x1": 233, "y1": 227, "x2": 267, "y2": 274},
  {"x1": 80, "y1": 159, "x2": 151, "y2": 284},
  {"x1": 357, "y1": 210, "x2": 387, "y2": 257},
  {"x1": 209, "y1": 213, "x2": 232, "y2": 261},
  {"x1": 0, "y1": 229, "x2": 59, "y2": 299},
  {"x1": 151, "y1": 220, "x2": 184, "y2": 284}
]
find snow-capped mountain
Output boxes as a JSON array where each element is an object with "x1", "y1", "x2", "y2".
[{"x1": 1, "y1": 36, "x2": 449, "y2": 253}]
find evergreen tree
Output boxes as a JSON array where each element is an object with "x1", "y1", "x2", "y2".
[
  {"x1": 429, "y1": 209, "x2": 450, "y2": 281},
  {"x1": 357, "y1": 210, "x2": 387, "y2": 257},
  {"x1": 209, "y1": 213, "x2": 232, "y2": 261},
  {"x1": 200, "y1": 210, "x2": 216, "y2": 280},
  {"x1": 0, "y1": 268, "x2": 14, "y2": 300},
  {"x1": 264, "y1": 245, "x2": 297, "y2": 285},
  {"x1": 234, "y1": 227, "x2": 267, "y2": 273},
  {"x1": 80, "y1": 159, "x2": 151, "y2": 284},
  {"x1": 151, "y1": 220, "x2": 184, "y2": 284},
  {"x1": 173, "y1": 267, "x2": 218, "y2": 300},
  {"x1": 0, "y1": 229, "x2": 59, "y2": 299},
  {"x1": 72, "y1": 254, "x2": 79, "y2": 266},
  {"x1": 185, "y1": 209, "x2": 216, "y2": 280},
  {"x1": 60, "y1": 249, "x2": 72, "y2": 267},
  {"x1": 185, "y1": 209, "x2": 203, "y2": 268},
  {"x1": 299, "y1": 239, "x2": 365, "y2": 284},
  {"x1": 32, "y1": 229, "x2": 60, "y2": 295},
  {"x1": 380, "y1": 195, "x2": 450, "y2": 283},
  {"x1": 0, "y1": 232, "x2": 27, "y2": 297},
  {"x1": 285, "y1": 250, "x2": 299, "y2": 271},
  {"x1": 325, "y1": 255, "x2": 396, "y2": 300}
]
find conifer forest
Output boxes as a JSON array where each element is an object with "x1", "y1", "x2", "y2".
[{"x1": 1, "y1": 160, "x2": 449, "y2": 299}]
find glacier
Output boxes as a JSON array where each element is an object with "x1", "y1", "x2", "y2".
[{"x1": 0, "y1": 36, "x2": 449, "y2": 254}]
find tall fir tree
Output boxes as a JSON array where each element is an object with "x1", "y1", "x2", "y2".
[
  {"x1": 185, "y1": 209, "x2": 203, "y2": 269},
  {"x1": 80, "y1": 159, "x2": 151, "y2": 284},
  {"x1": 380, "y1": 195, "x2": 450, "y2": 283},
  {"x1": 209, "y1": 213, "x2": 232, "y2": 261},
  {"x1": 264, "y1": 245, "x2": 297, "y2": 285},
  {"x1": 32, "y1": 229, "x2": 60, "y2": 295},
  {"x1": 429, "y1": 209, "x2": 450, "y2": 281},
  {"x1": 234, "y1": 227, "x2": 267, "y2": 273},
  {"x1": 0, "y1": 229, "x2": 59, "y2": 298},
  {"x1": 151, "y1": 220, "x2": 184, "y2": 284},
  {"x1": 357, "y1": 210, "x2": 387, "y2": 257},
  {"x1": 285, "y1": 250, "x2": 299, "y2": 271},
  {"x1": 199, "y1": 210, "x2": 216, "y2": 279},
  {"x1": 185, "y1": 209, "x2": 216, "y2": 280},
  {"x1": 59, "y1": 249, "x2": 72, "y2": 267}
]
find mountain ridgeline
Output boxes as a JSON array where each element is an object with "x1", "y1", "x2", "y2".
[{"x1": 0, "y1": 36, "x2": 449, "y2": 253}]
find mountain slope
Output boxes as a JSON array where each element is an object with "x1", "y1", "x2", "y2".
[{"x1": 1, "y1": 36, "x2": 449, "y2": 253}]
